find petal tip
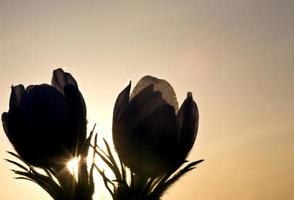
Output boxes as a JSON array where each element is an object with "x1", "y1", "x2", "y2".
[
  {"x1": 10, "y1": 85, "x2": 25, "y2": 108},
  {"x1": 52, "y1": 68, "x2": 78, "y2": 93},
  {"x1": 53, "y1": 68, "x2": 64, "y2": 73},
  {"x1": 187, "y1": 92, "x2": 193, "y2": 100}
]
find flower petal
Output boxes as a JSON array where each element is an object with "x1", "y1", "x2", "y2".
[
  {"x1": 3, "y1": 105, "x2": 29, "y2": 163},
  {"x1": 18, "y1": 84, "x2": 70, "y2": 166},
  {"x1": 51, "y1": 68, "x2": 77, "y2": 94},
  {"x1": 9, "y1": 85, "x2": 25, "y2": 108},
  {"x1": 131, "y1": 75, "x2": 179, "y2": 111},
  {"x1": 176, "y1": 92, "x2": 199, "y2": 163},
  {"x1": 118, "y1": 104, "x2": 178, "y2": 176},
  {"x1": 129, "y1": 84, "x2": 165, "y2": 117},
  {"x1": 119, "y1": 85, "x2": 166, "y2": 136},
  {"x1": 64, "y1": 84, "x2": 87, "y2": 156},
  {"x1": 113, "y1": 82, "x2": 131, "y2": 127},
  {"x1": 2, "y1": 112, "x2": 9, "y2": 140},
  {"x1": 113, "y1": 82, "x2": 170, "y2": 175}
]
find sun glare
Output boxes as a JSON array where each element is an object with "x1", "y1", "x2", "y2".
[{"x1": 67, "y1": 157, "x2": 80, "y2": 178}]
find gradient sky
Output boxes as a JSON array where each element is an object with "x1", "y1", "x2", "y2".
[{"x1": 0, "y1": 1, "x2": 294, "y2": 200}]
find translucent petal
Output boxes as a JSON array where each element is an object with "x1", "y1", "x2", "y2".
[
  {"x1": 131, "y1": 75, "x2": 179, "y2": 112},
  {"x1": 51, "y1": 68, "x2": 77, "y2": 94}
]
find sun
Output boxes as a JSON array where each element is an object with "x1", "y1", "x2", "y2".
[
  {"x1": 66, "y1": 155, "x2": 113, "y2": 200},
  {"x1": 67, "y1": 157, "x2": 80, "y2": 179}
]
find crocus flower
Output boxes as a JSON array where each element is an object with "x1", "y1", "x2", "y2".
[
  {"x1": 112, "y1": 75, "x2": 199, "y2": 176},
  {"x1": 2, "y1": 68, "x2": 87, "y2": 167}
]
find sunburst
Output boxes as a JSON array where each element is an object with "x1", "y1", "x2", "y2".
[{"x1": 66, "y1": 157, "x2": 80, "y2": 179}]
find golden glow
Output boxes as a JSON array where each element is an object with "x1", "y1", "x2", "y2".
[
  {"x1": 67, "y1": 157, "x2": 80, "y2": 179},
  {"x1": 1, "y1": 1, "x2": 294, "y2": 200}
]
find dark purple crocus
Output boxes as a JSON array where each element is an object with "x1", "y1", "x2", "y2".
[
  {"x1": 2, "y1": 68, "x2": 87, "y2": 167},
  {"x1": 113, "y1": 75, "x2": 199, "y2": 176}
]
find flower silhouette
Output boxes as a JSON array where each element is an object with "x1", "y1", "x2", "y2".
[
  {"x1": 2, "y1": 68, "x2": 87, "y2": 167},
  {"x1": 93, "y1": 75, "x2": 202, "y2": 200},
  {"x1": 2, "y1": 71, "x2": 202, "y2": 200},
  {"x1": 113, "y1": 75, "x2": 199, "y2": 176}
]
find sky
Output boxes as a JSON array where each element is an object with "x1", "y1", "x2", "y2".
[{"x1": 0, "y1": 0, "x2": 294, "y2": 199}]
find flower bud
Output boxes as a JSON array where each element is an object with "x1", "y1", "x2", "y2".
[
  {"x1": 2, "y1": 68, "x2": 87, "y2": 167},
  {"x1": 113, "y1": 76, "x2": 199, "y2": 176}
]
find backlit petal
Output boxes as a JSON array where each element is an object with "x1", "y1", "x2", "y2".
[
  {"x1": 119, "y1": 104, "x2": 178, "y2": 176},
  {"x1": 113, "y1": 82, "x2": 131, "y2": 127},
  {"x1": 51, "y1": 68, "x2": 77, "y2": 94},
  {"x1": 131, "y1": 75, "x2": 179, "y2": 111},
  {"x1": 176, "y1": 92, "x2": 199, "y2": 163},
  {"x1": 9, "y1": 85, "x2": 25, "y2": 108}
]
